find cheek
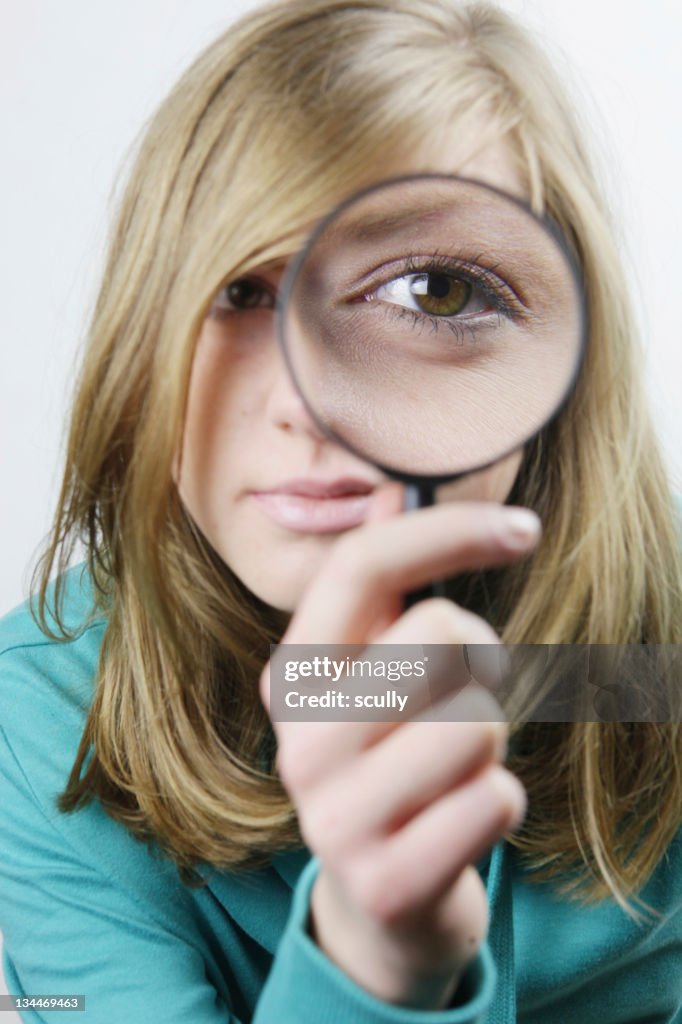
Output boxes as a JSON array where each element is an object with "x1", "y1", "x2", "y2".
[
  {"x1": 175, "y1": 319, "x2": 271, "y2": 489},
  {"x1": 437, "y1": 448, "x2": 524, "y2": 505},
  {"x1": 192, "y1": 321, "x2": 264, "y2": 416}
]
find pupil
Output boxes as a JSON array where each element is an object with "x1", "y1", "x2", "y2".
[{"x1": 427, "y1": 273, "x2": 451, "y2": 299}]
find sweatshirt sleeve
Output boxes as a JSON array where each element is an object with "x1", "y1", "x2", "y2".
[
  {"x1": 255, "y1": 855, "x2": 496, "y2": 1024},
  {"x1": 0, "y1": 724, "x2": 240, "y2": 1024}
]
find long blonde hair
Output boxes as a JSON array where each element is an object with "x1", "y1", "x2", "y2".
[{"x1": 33, "y1": 0, "x2": 682, "y2": 913}]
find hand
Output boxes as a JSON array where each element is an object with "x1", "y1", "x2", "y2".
[{"x1": 260, "y1": 483, "x2": 540, "y2": 1010}]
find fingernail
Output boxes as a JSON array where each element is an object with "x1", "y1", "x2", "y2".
[{"x1": 502, "y1": 508, "x2": 541, "y2": 549}]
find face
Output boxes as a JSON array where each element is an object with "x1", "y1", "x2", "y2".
[{"x1": 175, "y1": 137, "x2": 526, "y2": 611}]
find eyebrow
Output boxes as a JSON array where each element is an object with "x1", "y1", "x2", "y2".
[{"x1": 325, "y1": 196, "x2": 462, "y2": 246}]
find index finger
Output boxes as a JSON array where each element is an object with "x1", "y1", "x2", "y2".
[{"x1": 283, "y1": 498, "x2": 540, "y2": 645}]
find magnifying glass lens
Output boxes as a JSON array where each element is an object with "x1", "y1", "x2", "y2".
[{"x1": 280, "y1": 176, "x2": 584, "y2": 480}]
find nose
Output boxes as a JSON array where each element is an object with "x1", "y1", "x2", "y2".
[{"x1": 266, "y1": 345, "x2": 328, "y2": 442}]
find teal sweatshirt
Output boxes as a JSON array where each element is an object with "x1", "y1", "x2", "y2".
[{"x1": 0, "y1": 565, "x2": 680, "y2": 1023}]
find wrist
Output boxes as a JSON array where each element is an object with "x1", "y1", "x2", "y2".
[{"x1": 308, "y1": 874, "x2": 468, "y2": 1010}]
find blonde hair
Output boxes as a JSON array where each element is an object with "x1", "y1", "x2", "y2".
[{"x1": 33, "y1": 0, "x2": 682, "y2": 914}]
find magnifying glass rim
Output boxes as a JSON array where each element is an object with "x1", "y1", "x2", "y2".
[{"x1": 276, "y1": 172, "x2": 588, "y2": 486}]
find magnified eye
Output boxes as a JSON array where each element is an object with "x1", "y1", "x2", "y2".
[{"x1": 376, "y1": 272, "x2": 488, "y2": 318}]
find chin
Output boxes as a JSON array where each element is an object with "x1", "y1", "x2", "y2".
[
  {"x1": 233, "y1": 560, "x2": 318, "y2": 615},
  {"x1": 232, "y1": 529, "x2": 348, "y2": 613},
  {"x1": 246, "y1": 581, "x2": 303, "y2": 615}
]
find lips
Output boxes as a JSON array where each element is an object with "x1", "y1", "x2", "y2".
[{"x1": 250, "y1": 477, "x2": 376, "y2": 533}]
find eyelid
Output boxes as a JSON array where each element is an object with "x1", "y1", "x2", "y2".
[{"x1": 347, "y1": 254, "x2": 524, "y2": 316}]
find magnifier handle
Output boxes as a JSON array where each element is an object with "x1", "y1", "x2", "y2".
[{"x1": 403, "y1": 482, "x2": 448, "y2": 608}]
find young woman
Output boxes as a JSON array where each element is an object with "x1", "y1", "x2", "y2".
[{"x1": 1, "y1": 1, "x2": 680, "y2": 1022}]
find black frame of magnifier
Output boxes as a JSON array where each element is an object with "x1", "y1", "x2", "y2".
[{"x1": 276, "y1": 172, "x2": 588, "y2": 507}]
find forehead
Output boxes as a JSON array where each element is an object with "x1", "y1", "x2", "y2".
[
  {"x1": 408, "y1": 131, "x2": 528, "y2": 203},
  {"x1": 232, "y1": 125, "x2": 529, "y2": 282}
]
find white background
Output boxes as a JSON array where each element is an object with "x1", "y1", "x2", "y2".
[
  {"x1": 1, "y1": 1, "x2": 680, "y2": 621},
  {"x1": 0, "y1": 1, "x2": 680, "y2": 1013}
]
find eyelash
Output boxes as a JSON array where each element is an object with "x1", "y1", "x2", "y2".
[
  {"x1": 210, "y1": 255, "x2": 522, "y2": 348},
  {"x1": 364, "y1": 252, "x2": 523, "y2": 342}
]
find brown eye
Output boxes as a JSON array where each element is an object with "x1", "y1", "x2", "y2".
[
  {"x1": 215, "y1": 277, "x2": 274, "y2": 311},
  {"x1": 374, "y1": 269, "x2": 492, "y2": 321},
  {"x1": 411, "y1": 273, "x2": 472, "y2": 316}
]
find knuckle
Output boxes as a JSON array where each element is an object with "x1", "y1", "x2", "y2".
[
  {"x1": 456, "y1": 608, "x2": 502, "y2": 646},
  {"x1": 406, "y1": 598, "x2": 500, "y2": 646},
  {"x1": 447, "y1": 682, "x2": 506, "y2": 725},
  {"x1": 423, "y1": 720, "x2": 479, "y2": 759},
  {"x1": 422, "y1": 719, "x2": 507, "y2": 773},
  {"x1": 408, "y1": 597, "x2": 462, "y2": 636},
  {"x1": 485, "y1": 765, "x2": 527, "y2": 821},
  {"x1": 447, "y1": 720, "x2": 507, "y2": 763}
]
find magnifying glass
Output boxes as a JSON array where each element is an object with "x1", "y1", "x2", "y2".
[{"x1": 278, "y1": 174, "x2": 587, "y2": 599}]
